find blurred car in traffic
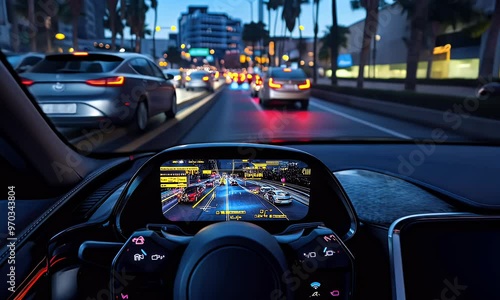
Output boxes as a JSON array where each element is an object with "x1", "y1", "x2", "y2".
[
  {"x1": 258, "y1": 67, "x2": 311, "y2": 109},
  {"x1": 259, "y1": 186, "x2": 274, "y2": 195},
  {"x1": 477, "y1": 82, "x2": 500, "y2": 100},
  {"x1": 264, "y1": 189, "x2": 292, "y2": 204},
  {"x1": 250, "y1": 74, "x2": 263, "y2": 97},
  {"x1": 178, "y1": 185, "x2": 204, "y2": 203},
  {"x1": 21, "y1": 52, "x2": 177, "y2": 131},
  {"x1": 6, "y1": 52, "x2": 44, "y2": 73},
  {"x1": 163, "y1": 68, "x2": 185, "y2": 88},
  {"x1": 230, "y1": 180, "x2": 238, "y2": 186},
  {"x1": 185, "y1": 70, "x2": 215, "y2": 92}
]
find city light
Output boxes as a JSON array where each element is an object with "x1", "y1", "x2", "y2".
[
  {"x1": 209, "y1": 49, "x2": 215, "y2": 55},
  {"x1": 105, "y1": 44, "x2": 110, "y2": 49},
  {"x1": 155, "y1": 26, "x2": 161, "y2": 32},
  {"x1": 68, "y1": 47, "x2": 74, "y2": 53},
  {"x1": 299, "y1": 25, "x2": 305, "y2": 31},
  {"x1": 55, "y1": 33, "x2": 65, "y2": 40},
  {"x1": 119, "y1": 48, "x2": 126, "y2": 52},
  {"x1": 375, "y1": 34, "x2": 381, "y2": 41},
  {"x1": 171, "y1": 25, "x2": 177, "y2": 31},
  {"x1": 269, "y1": 41, "x2": 275, "y2": 56},
  {"x1": 181, "y1": 44, "x2": 186, "y2": 49},
  {"x1": 308, "y1": 61, "x2": 314, "y2": 67},
  {"x1": 300, "y1": 60, "x2": 305, "y2": 66},
  {"x1": 282, "y1": 54, "x2": 289, "y2": 61}
]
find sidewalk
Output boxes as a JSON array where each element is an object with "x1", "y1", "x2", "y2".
[{"x1": 317, "y1": 78, "x2": 478, "y2": 98}]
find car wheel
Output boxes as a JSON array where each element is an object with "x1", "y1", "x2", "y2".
[
  {"x1": 133, "y1": 101, "x2": 148, "y2": 131},
  {"x1": 300, "y1": 100, "x2": 309, "y2": 110},
  {"x1": 165, "y1": 94, "x2": 177, "y2": 118}
]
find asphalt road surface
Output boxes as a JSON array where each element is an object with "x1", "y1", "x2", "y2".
[{"x1": 60, "y1": 83, "x2": 470, "y2": 152}]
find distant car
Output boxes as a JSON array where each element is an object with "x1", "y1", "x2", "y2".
[
  {"x1": 230, "y1": 180, "x2": 238, "y2": 186},
  {"x1": 259, "y1": 186, "x2": 274, "y2": 195},
  {"x1": 185, "y1": 71, "x2": 214, "y2": 92},
  {"x1": 164, "y1": 69, "x2": 185, "y2": 88},
  {"x1": 477, "y1": 82, "x2": 500, "y2": 100},
  {"x1": 264, "y1": 189, "x2": 292, "y2": 205},
  {"x1": 205, "y1": 180, "x2": 214, "y2": 188},
  {"x1": 20, "y1": 52, "x2": 177, "y2": 131},
  {"x1": 250, "y1": 74, "x2": 263, "y2": 97},
  {"x1": 6, "y1": 52, "x2": 44, "y2": 73},
  {"x1": 178, "y1": 185, "x2": 204, "y2": 203},
  {"x1": 259, "y1": 67, "x2": 311, "y2": 109}
]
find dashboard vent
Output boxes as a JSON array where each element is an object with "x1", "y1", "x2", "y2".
[{"x1": 73, "y1": 178, "x2": 126, "y2": 220}]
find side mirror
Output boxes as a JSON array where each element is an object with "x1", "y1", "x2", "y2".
[{"x1": 165, "y1": 73, "x2": 174, "y2": 80}]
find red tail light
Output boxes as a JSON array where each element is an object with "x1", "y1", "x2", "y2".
[
  {"x1": 298, "y1": 79, "x2": 311, "y2": 90},
  {"x1": 268, "y1": 78, "x2": 282, "y2": 89},
  {"x1": 86, "y1": 76, "x2": 125, "y2": 86},
  {"x1": 21, "y1": 78, "x2": 34, "y2": 86},
  {"x1": 247, "y1": 74, "x2": 253, "y2": 79}
]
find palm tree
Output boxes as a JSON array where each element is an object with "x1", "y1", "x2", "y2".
[
  {"x1": 351, "y1": 0, "x2": 382, "y2": 88},
  {"x1": 59, "y1": 0, "x2": 84, "y2": 49},
  {"x1": 151, "y1": 0, "x2": 158, "y2": 59},
  {"x1": 401, "y1": 0, "x2": 429, "y2": 91},
  {"x1": 267, "y1": 0, "x2": 284, "y2": 65},
  {"x1": 319, "y1": 25, "x2": 350, "y2": 63},
  {"x1": 125, "y1": 0, "x2": 149, "y2": 53},
  {"x1": 331, "y1": 0, "x2": 339, "y2": 85},
  {"x1": 242, "y1": 22, "x2": 270, "y2": 64},
  {"x1": 28, "y1": 0, "x2": 36, "y2": 51},
  {"x1": 104, "y1": 7, "x2": 126, "y2": 48},
  {"x1": 107, "y1": 0, "x2": 119, "y2": 50},
  {"x1": 312, "y1": 0, "x2": 321, "y2": 83},
  {"x1": 479, "y1": 0, "x2": 500, "y2": 78},
  {"x1": 282, "y1": 0, "x2": 308, "y2": 62}
]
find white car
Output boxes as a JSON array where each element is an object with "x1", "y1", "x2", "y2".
[
  {"x1": 259, "y1": 186, "x2": 274, "y2": 195},
  {"x1": 264, "y1": 189, "x2": 292, "y2": 205}
]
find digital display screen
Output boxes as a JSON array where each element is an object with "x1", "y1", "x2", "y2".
[
  {"x1": 400, "y1": 219, "x2": 500, "y2": 300},
  {"x1": 160, "y1": 159, "x2": 311, "y2": 221}
]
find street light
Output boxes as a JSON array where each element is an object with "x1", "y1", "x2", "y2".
[
  {"x1": 181, "y1": 44, "x2": 186, "y2": 49},
  {"x1": 209, "y1": 49, "x2": 215, "y2": 55},
  {"x1": 55, "y1": 33, "x2": 65, "y2": 40},
  {"x1": 282, "y1": 54, "x2": 289, "y2": 62},
  {"x1": 299, "y1": 25, "x2": 305, "y2": 31},
  {"x1": 372, "y1": 34, "x2": 381, "y2": 78}
]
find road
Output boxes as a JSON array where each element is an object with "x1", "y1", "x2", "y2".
[
  {"x1": 62, "y1": 83, "x2": 470, "y2": 153},
  {"x1": 162, "y1": 178, "x2": 309, "y2": 222}
]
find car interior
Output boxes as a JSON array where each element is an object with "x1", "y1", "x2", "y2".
[{"x1": 2, "y1": 46, "x2": 500, "y2": 300}]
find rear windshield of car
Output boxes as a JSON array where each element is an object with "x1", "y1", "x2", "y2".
[
  {"x1": 29, "y1": 54, "x2": 123, "y2": 73},
  {"x1": 165, "y1": 69, "x2": 180, "y2": 75},
  {"x1": 269, "y1": 68, "x2": 307, "y2": 79},
  {"x1": 190, "y1": 72, "x2": 209, "y2": 79},
  {"x1": 6, "y1": 55, "x2": 22, "y2": 67}
]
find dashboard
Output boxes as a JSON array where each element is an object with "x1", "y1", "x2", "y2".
[{"x1": 5, "y1": 143, "x2": 500, "y2": 300}]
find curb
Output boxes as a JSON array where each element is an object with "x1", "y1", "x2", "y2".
[{"x1": 311, "y1": 88, "x2": 500, "y2": 141}]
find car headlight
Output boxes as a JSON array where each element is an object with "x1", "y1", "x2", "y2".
[{"x1": 174, "y1": 75, "x2": 181, "y2": 80}]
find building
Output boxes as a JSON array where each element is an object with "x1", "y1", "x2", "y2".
[
  {"x1": 334, "y1": 1, "x2": 500, "y2": 79},
  {"x1": 178, "y1": 6, "x2": 242, "y2": 60},
  {"x1": 57, "y1": 0, "x2": 106, "y2": 50}
]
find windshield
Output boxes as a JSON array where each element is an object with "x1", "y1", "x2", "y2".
[{"x1": 1, "y1": 0, "x2": 499, "y2": 154}]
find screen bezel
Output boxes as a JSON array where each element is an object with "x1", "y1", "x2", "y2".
[
  {"x1": 113, "y1": 143, "x2": 358, "y2": 240},
  {"x1": 389, "y1": 213, "x2": 500, "y2": 300},
  {"x1": 159, "y1": 158, "x2": 312, "y2": 223}
]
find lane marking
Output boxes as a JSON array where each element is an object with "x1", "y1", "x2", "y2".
[
  {"x1": 201, "y1": 191, "x2": 217, "y2": 211},
  {"x1": 225, "y1": 183, "x2": 230, "y2": 221},
  {"x1": 115, "y1": 87, "x2": 224, "y2": 152},
  {"x1": 254, "y1": 192, "x2": 289, "y2": 221},
  {"x1": 310, "y1": 100, "x2": 412, "y2": 140},
  {"x1": 192, "y1": 186, "x2": 217, "y2": 208},
  {"x1": 161, "y1": 191, "x2": 182, "y2": 203},
  {"x1": 163, "y1": 202, "x2": 179, "y2": 214},
  {"x1": 248, "y1": 95, "x2": 264, "y2": 112}
]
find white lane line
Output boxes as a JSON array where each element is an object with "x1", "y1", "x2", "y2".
[
  {"x1": 115, "y1": 87, "x2": 224, "y2": 152},
  {"x1": 225, "y1": 184, "x2": 230, "y2": 221},
  {"x1": 310, "y1": 100, "x2": 412, "y2": 140},
  {"x1": 248, "y1": 95, "x2": 264, "y2": 112},
  {"x1": 163, "y1": 202, "x2": 179, "y2": 214}
]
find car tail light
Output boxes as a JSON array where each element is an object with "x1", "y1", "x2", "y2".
[
  {"x1": 73, "y1": 52, "x2": 88, "y2": 56},
  {"x1": 21, "y1": 78, "x2": 34, "y2": 86},
  {"x1": 268, "y1": 78, "x2": 282, "y2": 89},
  {"x1": 298, "y1": 79, "x2": 311, "y2": 90},
  {"x1": 202, "y1": 76, "x2": 209, "y2": 81},
  {"x1": 86, "y1": 76, "x2": 125, "y2": 86},
  {"x1": 283, "y1": 68, "x2": 292, "y2": 72},
  {"x1": 247, "y1": 74, "x2": 253, "y2": 79},
  {"x1": 186, "y1": 76, "x2": 191, "y2": 81}
]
